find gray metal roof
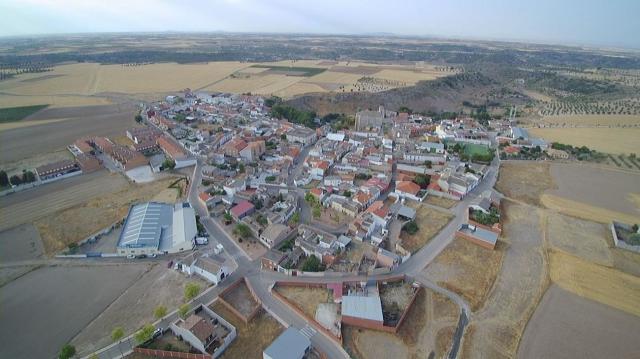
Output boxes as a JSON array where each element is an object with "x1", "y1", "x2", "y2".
[
  {"x1": 341, "y1": 295, "x2": 384, "y2": 322},
  {"x1": 117, "y1": 202, "x2": 173, "y2": 249},
  {"x1": 459, "y1": 224, "x2": 498, "y2": 245},
  {"x1": 263, "y1": 327, "x2": 310, "y2": 359}
]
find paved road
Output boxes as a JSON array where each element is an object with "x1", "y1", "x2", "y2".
[{"x1": 91, "y1": 154, "x2": 499, "y2": 359}]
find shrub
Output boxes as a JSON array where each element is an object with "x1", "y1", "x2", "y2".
[{"x1": 402, "y1": 221, "x2": 419, "y2": 235}]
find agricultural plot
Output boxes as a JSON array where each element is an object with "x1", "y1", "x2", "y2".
[
  {"x1": 495, "y1": 161, "x2": 555, "y2": 206},
  {"x1": 251, "y1": 65, "x2": 326, "y2": 77},
  {"x1": 528, "y1": 127, "x2": 640, "y2": 154},
  {"x1": 518, "y1": 284, "x2": 640, "y2": 359},
  {"x1": 539, "y1": 114, "x2": 640, "y2": 127},
  {"x1": 0, "y1": 104, "x2": 48, "y2": 123}
]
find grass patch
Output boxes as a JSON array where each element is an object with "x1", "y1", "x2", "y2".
[
  {"x1": 251, "y1": 65, "x2": 326, "y2": 77},
  {"x1": 0, "y1": 104, "x2": 48, "y2": 123},
  {"x1": 463, "y1": 143, "x2": 491, "y2": 156}
]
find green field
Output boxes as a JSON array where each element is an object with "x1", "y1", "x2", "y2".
[
  {"x1": 463, "y1": 143, "x2": 492, "y2": 156},
  {"x1": 0, "y1": 104, "x2": 48, "y2": 123},
  {"x1": 251, "y1": 65, "x2": 326, "y2": 77}
]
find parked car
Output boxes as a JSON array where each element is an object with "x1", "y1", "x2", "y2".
[
  {"x1": 195, "y1": 237, "x2": 209, "y2": 245},
  {"x1": 150, "y1": 253, "x2": 157, "y2": 258},
  {"x1": 135, "y1": 254, "x2": 147, "y2": 259},
  {"x1": 126, "y1": 254, "x2": 135, "y2": 259},
  {"x1": 152, "y1": 328, "x2": 163, "y2": 339}
]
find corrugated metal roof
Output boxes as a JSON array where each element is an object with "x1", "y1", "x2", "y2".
[
  {"x1": 341, "y1": 295, "x2": 384, "y2": 322},
  {"x1": 263, "y1": 327, "x2": 310, "y2": 359},
  {"x1": 117, "y1": 202, "x2": 173, "y2": 249}
]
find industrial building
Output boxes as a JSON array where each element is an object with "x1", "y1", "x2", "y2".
[
  {"x1": 117, "y1": 202, "x2": 197, "y2": 255},
  {"x1": 263, "y1": 327, "x2": 310, "y2": 359}
]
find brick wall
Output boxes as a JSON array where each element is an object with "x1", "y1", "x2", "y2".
[{"x1": 133, "y1": 347, "x2": 208, "y2": 358}]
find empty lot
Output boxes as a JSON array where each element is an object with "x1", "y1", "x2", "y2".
[
  {"x1": 518, "y1": 284, "x2": 640, "y2": 359},
  {"x1": 0, "y1": 171, "x2": 129, "y2": 232},
  {"x1": 0, "y1": 264, "x2": 149, "y2": 359}
]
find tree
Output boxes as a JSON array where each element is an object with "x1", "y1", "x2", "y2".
[
  {"x1": 22, "y1": 170, "x2": 36, "y2": 183},
  {"x1": 223, "y1": 212, "x2": 233, "y2": 224},
  {"x1": 632, "y1": 224, "x2": 639, "y2": 233},
  {"x1": 134, "y1": 324, "x2": 155, "y2": 344},
  {"x1": 343, "y1": 190, "x2": 352, "y2": 198},
  {"x1": 256, "y1": 215, "x2": 268, "y2": 226},
  {"x1": 304, "y1": 192, "x2": 315, "y2": 203},
  {"x1": 162, "y1": 158, "x2": 176, "y2": 170},
  {"x1": 0, "y1": 170, "x2": 8, "y2": 187},
  {"x1": 184, "y1": 282, "x2": 202, "y2": 301},
  {"x1": 312, "y1": 205, "x2": 322, "y2": 219},
  {"x1": 233, "y1": 223, "x2": 252, "y2": 239},
  {"x1": 111, "y1": 327, "x2": 124, "y2": 342},
  {"x1": 58, "y1": 344, "x2": 76, "y2": 359},
  {"x1": 301, "y1": 255, "x2": 323, "y2": 272},
  {"x1": 178, "y1": 303, "x2": 190, "y2": 319},
  {"x1": 402, "y1": 221, "x2": 419, "y2": 235},
  {"x1": 238, "y1": 163, "x2": 245, "y2": 173},
  {"x1": 414, "y1": 174, "x2": 430, "y2": 188},
  {"x1": 154, "y1": 305, "x2": 167, "y2": 319},
  {"x1": 135, "y1": 114, "x2": 143, "y2": 123},
  {"x1": 290, "y1": 212, "x2": 300, "y2": 224},
  {"x1": 9, "y1": 174, "x2": 22, "y2": 186}
]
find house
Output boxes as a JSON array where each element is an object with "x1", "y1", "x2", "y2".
[
  {"x1": 263, "y1": 327, "x2": 310, "y2": 359},
  {"x1": 259, "y1": 223, "x2": 295, "y2": 249},
  {"x1": 169, "y1": 305, "x2": 236, "y2": 358},
  {"x1": 230, "y1": 200, "x2": 255, "y2": 220},
  {"x1": 35, "y1": 159, "x2": 80, "y2": 180},
  {"x1": 456, "y1": 223, "x2": 498, "y2": 250},
  {"x1": 341, "y1": 295, "x2": 384, "y2": 328},
  {"x1": 546, "y1": 148, "x2": 569, "y2": 159},
  {"x1": 191, "y1": 255, "x2": 231, "y2": 285},
  {"x1": 199, "y1": 192, "x2": 216, "y2": 208},
  {"x1": 376, "y1": 247, "x2": 401, "y2": 269},
  {"x1": 157, "y1": 136, "x2": 196, "y2": 168},
  {"x1": 240, "y1": 140, "x2": 266, "y2": 162},
  {"x1": 286, "y1": 127, "x2": 317, "y2": 145},
  {"x1": 394, "y1": 181, "x2": 425, "y2": 202}
]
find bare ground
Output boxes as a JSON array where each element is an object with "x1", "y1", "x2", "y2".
[
  {"x1": 344, "y1": 287, "x2": 459, "y2": 359},
  {"x1": 71, "y1": 263, "x2": 207, "y2": 357},
  {"x1": 210, "y1": 302, "x2": 284, "y2": 359},
  {"x1": 425, "y1": 196, "x2": 458, "y2": 209},
  {"x1": 400, "y1": 205, "x2": 453, "y2": 253},
  {"x1": 275, "y1": 285, "x2": 332, "y2": 319},
  {"x1": 423, "y1": 237, "x2": 504, "y2": 311},
  {"x1": 461, "y1": 201, "x2": 549, "y2": 359},
  {"x1": 221, "y1": 280, "x2": 259, "y2": 317}
]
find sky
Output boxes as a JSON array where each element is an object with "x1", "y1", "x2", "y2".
[{"x1": 1, "y1": 0, "x2": 639, "y2": 49}]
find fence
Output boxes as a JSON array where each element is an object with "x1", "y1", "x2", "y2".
[{"x1": 133, "y1": 348, "x2": 208, "y2": 359}]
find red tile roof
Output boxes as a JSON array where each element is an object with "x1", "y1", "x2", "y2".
[
  {"x1": 396, "y1": 181, "x2": 421, "y2": 196},
  {"x1": 157, "y1": 136, "x2": 187, "y2": 160},
  {"x1": 230, "y1": 200, "x2": 255, "y2": 217}
]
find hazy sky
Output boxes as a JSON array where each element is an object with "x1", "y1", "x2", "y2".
[{"x1": 1, "y1": 0, "x2": 639, "y2": 49}]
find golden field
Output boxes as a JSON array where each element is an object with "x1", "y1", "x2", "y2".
[
  {"x1": 528, "y1": 127, "x2": 640, "y2": 154},
  {"x1": 549, "y1": 250, "x2": 640, "y2": 317},
  {"x1": 539, "y1": 114, "x2": 640, "y2": 126},
  {"x1": 0, "y1": 60, "x2": 450, "y2": 108},
  {"x1": 540, "y1": 194, "x2": 640, "y2": 224}
]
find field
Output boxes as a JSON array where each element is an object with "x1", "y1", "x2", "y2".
[
  {"x1": 463, "y1": 143, "x2": 492, "y2": 156},
  {"x1": 0, "y1": 264, "x2": 149, "y2": 359},
  {"x1": 424, "y1": 196, "x2": 458, "y2": 209},
  {"x1": 546, "y1": 213, "x2": 613, "y2": 267},
  {"x1": 545, "y1": 163, "x2": 640, "y2": 222},
  {"x1": 0, "y1": 60, "x2": 451, "y2": 109},
  {"x1": 210, "y1": 302, "x2": 284, "y2": 359},
  {"x1": 0, "y1": 102, "x2": 139, "y2": 163},
  {"x1": 495, "y1": 161, "x2": 555, "y2": 206},
  {"x1": 423, "y1": 237, "x2": 504, "y2": 311},
  {"x1": 34, "y1": 175, "x2": 181, "y2": 253},
  {"x1": 528, "y1": 127, "x2": 640, "y2": 154},
  {"x1": 518, "y1": 284, "x2": 640, "y2": 359},
  {"x1": 400, "y1": 205, "x2": 453, "y2": 253},
  {"x1": 344, "y1": 287, "x2": 459, "y2": 359},
  {"x1": 0, "y1": 171, "x2": 130, "y2": 233},
  {"x1": 0, "y1": 104, "x2": 48, "y2": 123},
  {"x1": 549, "y1": 250, "x2": 640, "y2": 317},
  {"x1": 539, "y1": 114, "x2": 640, "y2": 126},
  {"x1": 274, "y1": 285, "x2": 332, "y2": 319}
]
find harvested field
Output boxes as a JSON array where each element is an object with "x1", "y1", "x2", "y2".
[
  {"x1": 0, "y1": 264, "x2": 149, "y2": 359},
  {"x1": 400, "y1": 205, "x2": 453, "y2": 253},
  {"x1": 462, "y1": 202, "x2": 548, "y2": 359},
  {"x1": 373, "y1": 69, "x2": 441, "y2": 83},
  {"x1": 305, "y1": 71, "x2": 363, "y2": 84},
  {"x1": 518, "y1": 284, "x2": 640, "y2": 359},
  {"x1": 495, "y1": 161, "x2": 555, "y2": 205},
  {"x1": 275, "y1": 285, "x2": 331, "y2": 319},
  {"x1": 0, "y1": 104, "x2": 48, "y2": 123},
  {"x1": 273, "y1": 82, "x2": 326, "y2": 97},
  {"x1": 32, "y1": 175, "x2": 180, "y2": 253},
  {"x1": 345, "y1": 287, "x2": 458, "y2": 359},
  {"x1": 423, "y1": 237, "x2": 504, "y2": 311},
  {"x1": 539, "y1": 114, "x2": 640, "y2": 126},
  {"x1": 0, "y1": 102, "x2": 138, "y2": 163},
  {"x1": 528, "y1": 127, "x2": 640, "y2": 154},
  {"x1": 1, "y1": 149, "x2": 73, "y2": 175},
  {"x1": 210, "y1": 302, "x2": 283, "y2": 359},
  {"x1": 549, "y1": 249, "x2": 640, "y2": 317},
  {"x1": 0, "y1": 171, "x2": 130, "y2": 232},
  {"x1": 547, "y1": 163, "x2": 640, "y2": 220},
  {"x1": 546, "y1": 213, "x2": 613, "y2": 267},
  {"x1": 71, "y1": 264, "x2": 206, "y2": 357},
  {"x1": 221, "y1": 280, "x2": 259, "y2": 318},
  {"x1": 425, "y1": 196, "x2": 458, "y2": 209},
  {"x1": 0, "y1": 224, "x2": 45, "y2": 263},
  {"x1": 541, "y1": 194, "x2": 640, "y2": 224},
  {"x1": 0, "y1": 94, "x2": 112, "y2": 108}
]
